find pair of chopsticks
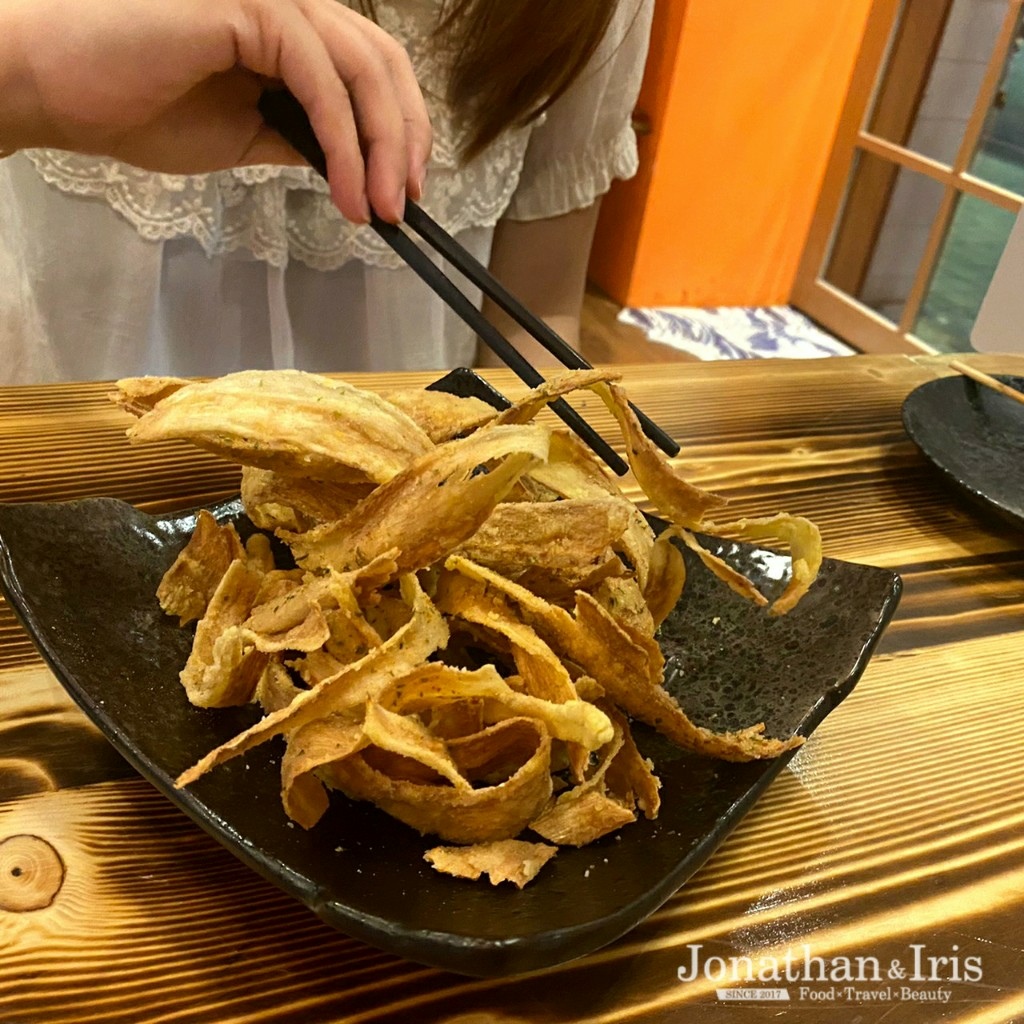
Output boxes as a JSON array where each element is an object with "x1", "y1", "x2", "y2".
[
  {"x1": 257, "y1": 89, "x2": 679, "y2": 475},
  {"x1": 949, "y1": 359, "x2": 1024, "y2": 407}
]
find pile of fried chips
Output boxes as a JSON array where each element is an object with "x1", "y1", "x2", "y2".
[{"x1": 115, "y1": 368, "x2": 821, "y2": 887}]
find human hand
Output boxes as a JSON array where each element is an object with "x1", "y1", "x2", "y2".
[{"x1": 0, "y1": 0, "x2": 431, "y2": 222}]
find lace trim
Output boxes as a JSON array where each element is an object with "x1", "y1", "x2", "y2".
[
  {"x1": 505, "y1": 121, "x2": 639, "y2": 222},
  {"x1": 24, "y1": 125, "x2": 533, "y2": 272}
]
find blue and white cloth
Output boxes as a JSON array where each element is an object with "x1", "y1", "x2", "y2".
[{"x1": 619, "y1": 305, "x2": 856, "y2": 360}]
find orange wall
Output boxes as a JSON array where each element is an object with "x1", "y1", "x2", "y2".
[{"x1": 589, "y1": 0, "x2": 875, "y2": 308}]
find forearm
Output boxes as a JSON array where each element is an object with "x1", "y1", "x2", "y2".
[{"x1": 476, "y1": 202, "x2": 602, "y2": 368}]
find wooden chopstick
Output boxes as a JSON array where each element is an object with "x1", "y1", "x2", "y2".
[{"x1": 949, "y1": 359, "x2": 1024, "y2": 407}]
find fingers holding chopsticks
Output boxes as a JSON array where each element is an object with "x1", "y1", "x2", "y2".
[
  {"x1": 245, "y1": 0, "x2": 432, "y2": 223},
  {"x1": 0, "y1": 0, "x2": 432, "y2": 224}
]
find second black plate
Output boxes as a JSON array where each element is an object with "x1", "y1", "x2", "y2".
[{"x1": 902, "y1": 373, "x2": 1024, "y2": 528}]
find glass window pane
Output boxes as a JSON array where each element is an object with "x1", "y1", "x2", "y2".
[
  {"x1": 913, "y1": 193, "x2": 1018, "y2": 350},
  {"x1": 867, "y1": 0, "x2": 1011, "y2": 166},
  {"x1": 825, "y1": 150, "x2": 946, "y2": 326},
  {"x1": 970, "y1": 21, "x2": 1024, "y2": 194}
]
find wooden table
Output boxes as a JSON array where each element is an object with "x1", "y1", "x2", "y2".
[{"x1": 2, "y1": 355, "x2": 1023, "y2": 1023}]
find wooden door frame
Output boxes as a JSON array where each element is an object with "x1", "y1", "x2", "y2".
[{"x1": 793, "y1": 0, "x2": 1024, "y2": 354}]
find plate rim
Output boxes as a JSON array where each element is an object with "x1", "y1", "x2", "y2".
[{"x1": 902, "y1": 374, "x2": 1024, "y2": 529}]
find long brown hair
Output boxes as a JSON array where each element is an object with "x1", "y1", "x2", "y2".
[{"x1": 357, "y1": 1, "x2": 620, "y2": 160}]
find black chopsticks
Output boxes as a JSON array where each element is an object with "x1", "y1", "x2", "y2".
[
  {"x1": 257, "y1": 88, "x2": 680, "y2": 475},
  {"x1": 400, "y1": 202, "x2": 679, "y2": 459}
]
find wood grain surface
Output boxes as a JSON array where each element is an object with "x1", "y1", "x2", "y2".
[{"x1": 2, "y1": 355, "x2": 1024, "y2": 1023}]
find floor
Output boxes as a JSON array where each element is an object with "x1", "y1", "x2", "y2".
[
  {"x1": 578, "y1": 287, "x2": 694, "y2": 364},
  {"x1": 579, "y1": 286, "x2": 855, "y2": 364}
]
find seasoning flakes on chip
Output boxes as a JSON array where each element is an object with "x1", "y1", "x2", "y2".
[{"x1": 115, "y1": 368, "x2": 821, "y2": 887}]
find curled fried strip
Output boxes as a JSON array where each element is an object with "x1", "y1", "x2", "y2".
[
  {"x1": 322, "y1": 716, "x2": 553, "y2": 844},
  {"x1": 124, "y1": 369, "x2": 434, "y2": 483},
  {"x1": 593, "y1": 381, "x2": 728, "y2": 526},
  {"x1": 287, "y1": 425, "x2": 550, "y2": 574},
  {"x1": 157, "y1": 509, "x2": 246, "y2": 626},
  {"x1": 175, "y1": 573, "x2": 448, "y2": 786}
]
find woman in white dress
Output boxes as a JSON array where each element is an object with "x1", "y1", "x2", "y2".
[{"x1": 0, "y1": 0, "x2": 653, "y2": 384}]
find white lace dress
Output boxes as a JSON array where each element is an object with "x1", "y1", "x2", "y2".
[{"x1": 0, "y1": 0, "x2": 652, "y2": 384}]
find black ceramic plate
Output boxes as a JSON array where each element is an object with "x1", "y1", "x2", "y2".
[
  {"x1": 902, "y1": 373, "x2": 1024, "y2": 528},
  {"x1": 0, "y1": 495, "x2": 900, "y2": 976}
]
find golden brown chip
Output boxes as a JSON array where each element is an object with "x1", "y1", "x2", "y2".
[
  {"x1": 707, "y1": 514, "x2": 823, "y2": 615},
  {"x1": 531, "y1": 789, "x2": 635, "y2": 846},
  {"x1": 241, "y1": 466, "x2": 376, "y2": 533},
  {"x1": 175, "y1": 573, "x2": 448, "y2": 786},
  {"x1": 643, "y1": 528, "x2": 687, "y2": 629},
  {"x1": 244, "y1": 532, "x2": 276, "y2": 575},
  {"x1": 287, "y1": 424, "x2": 550, "y2": 574},
  {"x1": 381, "y1": 388, "x2": 496, "y2": 442},
  {"x1": 676, "y1": 528, "x2": 769, "y2": 607},
  {"x1": 594, "y1": 380, "x2": 728, "y2": 526},
  {"x1": 254, "y1": 658, "x2": 303, "y2": 714},
  {"x1": 524, "y1": 431, "x2": 657, "y2": 592},
  {"x1": 604, "y1": 709, "x2": 662, "y2": 819},
  {"x1": 489, "y1": 368, "x2": 621, "y2": 427},
  {"x1": 280, "y1": 714, "x2": 367, "y2": 828},
  {"x1": 424, "y1": 840, "x2": 558, "y2": 888},
  {"x1": 447, "y1": 717, "x2": 546, "y2": 783},
  {"x1": 322, "y1": 715, "x2": 552, "y2": 843},
  {"x1": 125, "y1": 369, "x2": 434, "y2": 483},
  {"x1": 111, "y1": 375, "x2": 190, "y2": 417},
  {"x1": 454, "y1": 498, "x2": 631, "y2": 588},
  {"x1": 180, "y1": 558, "x2": 267, "y2": 707},
  {"x1": 362, "y1": 702, "x2": 471, "y2": 790},
  {"x1": 529, "y1": 713, "x2": 633, "y2": 846},
  {"x1": 157, "y1": 509, "x2": 246, "y2": 626},
  {"x1": 435, "y1": 572, "x2": 576, "y2": 704},
  {"x1": 591, "y1": 576, "x2": 655, "y2": 636},
  {"x1": 377, "y1": 662, "x2": 612, "y2": 750},
  {"x1": 444, "y1": 555, "x2": 798, "y2": 761}
]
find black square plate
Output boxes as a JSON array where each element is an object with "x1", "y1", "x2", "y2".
[{"x1": 0, "y1": 494, "x2": 900, "y2": 976}]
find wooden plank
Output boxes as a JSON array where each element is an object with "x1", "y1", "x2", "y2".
[
  {"x1": 3, "y1": 358, "x2": 1024, "y2": 1020},
  {"x1": 2, "y1": 636, "x2": 1022, "y2": 1021}
]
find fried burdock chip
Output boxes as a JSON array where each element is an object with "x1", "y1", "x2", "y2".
[
  {"x1": 489, "y1": 368, "x2": 620, "y2": 427},
  {"x1": 322, "y1": 713, "x2": 553, "y2": 843},
  {"x1": 175, "y1": 573, "x2": 448, "y2": 786},
  {"x1": 454, "y1": 497, "x2": 631, "y2": 590},
  {"x1": 642, "y1": 528, "x2": 687, "y2": 630},
  {"x1": 706, "y1": 514, "x2": 823, "y2": 616},
  {"x1": 594, "y1": 380, "x2": 728, "y2": 527},
  {"x1": 287, "y1": 424, "x2": 550, "y2": 574},
  {"x1": 241, "y1": 466, "x2": 375, "y2": 533},
  {"x1": 110, "y1": 375, "x2": 190, "y2": 417},
  {"x1": 444, "y1": 556, "x2": 800, "y2": 762},
  {"x1": 157, "y1": 509, "x2": 246, "y2": 626},
  {"x1": 122, "y1": 369, "x2": 434, "y2": 483},
  {"x1": 381, "y1": 388, "x2": 496, "y2": 442},
  {"x1": 179, "y1": 558, "x2": 267, "y2": 707},
  {"x1": 424, "y1": 840, "x2": 558, "y2": 888}
]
